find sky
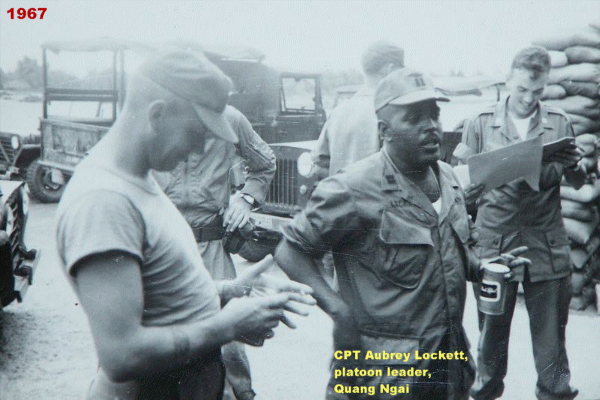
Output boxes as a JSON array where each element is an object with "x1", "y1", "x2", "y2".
[{"x1": 1, "y1": 0, "x2": 598, "y2": 77}]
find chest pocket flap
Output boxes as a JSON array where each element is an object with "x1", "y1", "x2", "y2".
[{"x1": 379, "y1": 209, "x2": 434, "y2": 247}]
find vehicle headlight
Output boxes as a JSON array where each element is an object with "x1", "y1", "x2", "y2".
[
  {"x1": 11, "y1": 135, "x2": 20, "y2": 150},
  {"x1": 21, "y1": 185, "x2": 30, "y2": 216},
  {"x1": 297, "y1": 152, "x2": 314, "y2": 177},
  {"x1": 5, "y1": 205, "x2": 14, "y2": 234}
]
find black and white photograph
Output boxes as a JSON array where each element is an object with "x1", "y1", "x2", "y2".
[{"x1": 1, "y1": 1, "x2": 600, "y2": 399}]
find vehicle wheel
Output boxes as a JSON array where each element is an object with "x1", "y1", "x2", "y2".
[
  {"x1": 237, "y1": 240, "x2": 274, "y2": 263},
  {"x1": 26, "y1": 158, "x2": 65, "y2": 203}
]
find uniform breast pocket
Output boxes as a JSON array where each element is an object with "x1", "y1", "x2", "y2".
[{"x1": 376, "y1": 209, "x2": 433, "y2": 289}]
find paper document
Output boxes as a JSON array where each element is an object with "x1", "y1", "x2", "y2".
[{"x1": 468, "y1": 136, "x2": 543, "y2": 192}]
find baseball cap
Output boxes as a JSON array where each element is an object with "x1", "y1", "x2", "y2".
[
  {"x1": 361, "y1": 41, "x2": 405, "y2": 75},
  {"x1": 138, "y1": 50, "x2": 238, "y2": 143},
  {"x1": 374, "y1": 68, "x2": 449, "y2": 112}
]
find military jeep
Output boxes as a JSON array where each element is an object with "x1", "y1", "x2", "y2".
[
  {"x1": 31, "y1": 40, "x2": 327, "y2": 204},
  {"x1": 0, "y1": 180, "x2": 39, "y2": 310}
]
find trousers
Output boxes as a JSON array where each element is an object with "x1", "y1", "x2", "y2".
[
  {"x1": 471, "y1": 275, "x2": 575, "y2": 400},
  {"x1": 198, "y1": 240, "x2": 255, "y2": 400}
]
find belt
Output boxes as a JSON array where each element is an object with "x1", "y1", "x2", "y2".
[{"x1": 191, "y1": 216, "x2": 226, "y2": 242}]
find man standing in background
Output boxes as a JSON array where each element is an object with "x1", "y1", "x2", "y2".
[
  {"x1": 311, "y1": 40, "x2": 405, "y2": 178},
  {"x1": 158, "y1": 103, "x2": 276, "y2": 400},
  {"x1": 456, "y1": 46, "x2": 585, "y2": 400}
]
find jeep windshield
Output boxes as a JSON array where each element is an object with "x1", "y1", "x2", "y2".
[{"x1": 280, "y1": 74, "x2": 321, "y2": 114}]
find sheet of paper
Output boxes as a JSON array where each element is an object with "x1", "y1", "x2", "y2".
[{"x1": 468, "y1": 136, "x2": 543, "y2": 192}]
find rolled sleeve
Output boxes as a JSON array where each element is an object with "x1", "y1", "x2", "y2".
[
  {"x1": 282, "y1": 177, "x2": 359, "y2": 258},
  {"x1": 234, "y1": 110, "x2": 276, "y2": 204}
]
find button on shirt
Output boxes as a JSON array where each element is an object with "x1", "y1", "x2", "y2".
[{"x1": 457, "y1": 98, "x2": 574, "y2": 282}]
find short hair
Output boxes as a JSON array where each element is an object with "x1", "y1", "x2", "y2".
[
  {"x1": 361, "y1": 41, "x2": 404, "y2": 77},
  {"x1": 510, "y1": 46, "x2": 551, "y2": 79}
]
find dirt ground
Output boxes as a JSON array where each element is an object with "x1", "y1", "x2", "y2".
[{"x1": 1, "y1": 201, "x2": 600, "y2": 399}]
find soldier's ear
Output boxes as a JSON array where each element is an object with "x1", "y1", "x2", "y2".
[
  {"x1": 378, "y1": 120, "x2": 390, "y2": 138},
  {"x1": 148, "y1": 100, "x2": 167, "y2": 130}
]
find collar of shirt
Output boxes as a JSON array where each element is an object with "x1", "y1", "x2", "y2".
[
  {"x1": 490, "y1": 96, "x2": 555, "y2": 143},
  {"x1": 379, "y1": 148, "x2": 461, "y2": 223}
]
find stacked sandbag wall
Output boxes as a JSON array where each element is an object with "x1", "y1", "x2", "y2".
[
  {"x1": 535, "y1": 23, "x2": 600, "y2": 138},
  {"x1": 559, "y1": 135, "x2": 600, "y2": 311},
  {"x1": 533, "y1": 22, "x2": 600, "y2": 312}
]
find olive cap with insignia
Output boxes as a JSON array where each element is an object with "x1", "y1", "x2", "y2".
[{"x1": 374, "y1": 68, "x2": 449, "y2": 112}]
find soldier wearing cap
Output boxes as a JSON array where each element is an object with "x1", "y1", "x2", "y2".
[
  {"x1": 275, "y1": 68, "x2": 529, "y2": 400},
  {"x1": 455, "y1": 47, "x2": 584, "y2": 400},
  {"x1": 55, "y1": 50, "x2": 314, "y2": 400},
  {"x1": 156, "y1": 80, "x2": 276, "y2": 400},
  {"x1": 311, "y1": 40, "x2": 405, "y2": 178}
]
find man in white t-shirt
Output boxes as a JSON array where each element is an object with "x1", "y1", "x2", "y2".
[{"x1": 56, "y1": 50, "x2": 314, "y2": 400}]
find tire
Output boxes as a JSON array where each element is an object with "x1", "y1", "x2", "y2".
[
  {"x1": 237, "y1": 240, "x2": 274, "y2": 263},
  {"x1": 26, "y1": 158, "x2": 65, "y2": 203}
]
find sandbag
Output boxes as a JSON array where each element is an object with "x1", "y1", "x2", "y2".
[
  {"x1": 571, "y1": 247, "x2": 591, "y2": 270},
  {"x1": 544, "y1": 95, "x2": 600, "y2": 120},
  {"x1": 569, "y1": 286, "x2": 595, "y2": 310},
  {"x1": 561, "y1": 198, "x2": 596, "y2": 221},
  {"x1": 567, "y1": 113, "x2": 600, "y2": 136},
  {"x1": 549, "y1": 50, "x2": 569, "y2": 67},
  {"x1": 533, "y1": 28, "x2": 600, "y2": 51},
  {"x1": 549, "y1": 63, "x2": 600, "y2": 84},
  {"x1": 560, "y1": 180, "x2": 600, "y2": 203},
  {"x1": 564, "y1": 216, "x2": 599, "y2": 245},
  {"x1": 541, "y1": 84, "x2": 567, "y2": 100},
  {"x1": 575, "y1": 133, "x2": 599, "y2": 156},
  {"x1": 564, "y1": 46, "x2": 600, "y2": 63},
  {"x1": 559, "y1": 80, "x2": 600, "y2": 99}
]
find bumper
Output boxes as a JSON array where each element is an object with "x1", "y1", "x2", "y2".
[
  {"x1": 13, "y1": 248, "x2": 41, "y2": 302},
  {"x1": 249, "y1": 211, "x2": 292, "y2": 233}
]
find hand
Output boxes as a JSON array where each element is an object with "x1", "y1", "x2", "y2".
[
  {"x1": 233, "y1": 255, "x2": 316, "y2": 327},
  {"x1": 223, "y1": 192, "x2": 252, "y2": 233},
  {"x1": 221, "y1": 293, "x2": 297, "y2": 346},
  {"x1": 464, "y1": 183, "x2": 485, "y2": 206},
  {"x1": 543, "y1": 145, "x2": 583, "y2": 168},
  {"x1": 481, "y1": 246, "x2": 531, "y2": 280}
]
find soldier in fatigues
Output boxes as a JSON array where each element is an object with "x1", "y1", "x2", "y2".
[
  {"x1": 276, "y1": 68, "x2": 529, "y2": 400},
  {"x1": 455, "y1": 47, "x2": 585, "y2": 400}
]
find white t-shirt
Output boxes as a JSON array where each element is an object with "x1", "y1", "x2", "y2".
[
  {"x1": 56, "y1": 160, "x2": 223, "y2": 398},
  {"x1": 509, "y1": 110, "x2": 536, "y2": 141},
  {"x1": 56, "y1": 161, "x2": 221, "y2": 326}
]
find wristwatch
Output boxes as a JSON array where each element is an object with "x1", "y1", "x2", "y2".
[{"x1": 241, "y1": 193, "x2": 255, "y2": 207}]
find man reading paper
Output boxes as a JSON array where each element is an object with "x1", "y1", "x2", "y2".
[{"x1": 455, "y1": 46, "x2": 585, "y2": 400}]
